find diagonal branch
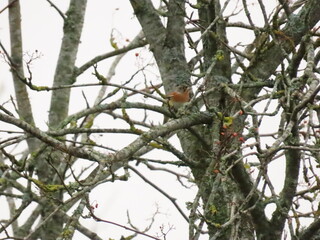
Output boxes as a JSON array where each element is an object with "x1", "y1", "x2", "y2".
[
  {"x1": 243, "y1": 0, "x2": 320, "y2": 99},
  {"x1": 130, "y1": 0, "x2": 190, "y2": 92},
  {"x1": 0, "y1": 112, "x2": 102, "y2": 162},
  {"x1": 299, "y1": 218, "x2": 320, "y2": 239},
  {"x1": 129, "y1": 0, "x2": 166, "y2": 58},
  {"x1": 0, "y1": 107, "x2": 214, "y2": 166},
  {"x1": 75, "y1": 31, "x2": 147, "y2": 76},
  {"x1": 129, "y1": 165, "x2": 189, "y2": 222}
]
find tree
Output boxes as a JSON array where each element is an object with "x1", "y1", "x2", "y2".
[{"x1": 0, "y1": 0, "x2": 320, "y2": 239}]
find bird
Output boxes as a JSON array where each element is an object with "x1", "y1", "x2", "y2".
[
  {"x1": 163, "y1": 85, "x2": 191, "y2": 124},
  {"x1": 166, "y1": 85, "x2": 191, "y2": 109}
]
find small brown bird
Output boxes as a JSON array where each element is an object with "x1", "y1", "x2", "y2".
[
  {"x1": 163, "y1": 86, "x2": 191, "y2": 123},
  {"x1": 166, "y1": 86, "x2": 191, "y2": 108}
]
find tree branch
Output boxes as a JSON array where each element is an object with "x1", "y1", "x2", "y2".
[
  {"x1": 48, "y1": 0, "x2": 87, "y2": 128},
  {"x1": 243, "y1": 0, "x2": 320, "y2": 99},
  {"x1": 129, "y1": 165, "x2": 189, "y2": 222},
  {"x1": 75, "y1": 31, "x2": 147, "y2": 76},
  {"x1": 8, "y1": 0, "x2": 37, "y2": 152},
  {"x1": 129, "y1": 0, "x2": 166, "y2": 58}
]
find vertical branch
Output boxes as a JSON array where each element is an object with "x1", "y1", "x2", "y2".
[
  {"x1": 162, "y1": 0, "x2": 190, "y2": 90},
  {"x1": 271, "y1": 124, "x2": 300, "y2": 234},
  {"x1": 166, "y1": 0, "x2": 185, "y2": 49},
  {"x1": 35, "y1": 1, "x2": 87, "y2": 239},
  {"x1": 129, "y1": 0, "x2": 165, "y2": 59},
  {"x1": 8, "y1": 0, "x2": 37, "y2": 151},
  {"x1": 198, "y1": 0, "x2": 231, "y2": 80},
  {"x1": 130, "y1": 0, "x2": 190, "y2": 92},
  {"x1": 48, "y1": 0, "x2": 87, "y2": 128}
]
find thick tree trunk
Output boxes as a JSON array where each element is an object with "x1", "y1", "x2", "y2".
[{"x1": 37, "y1": 1, "x2": 87, "y2": 239}]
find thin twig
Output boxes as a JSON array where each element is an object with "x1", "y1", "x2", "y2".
[
  {"x1": 85, "y1": 195, "x2": 161, "y2": 240},
  {"x1": 128, "y1": 165, "x2": 189, "y2": 222},
  {"x1": 0, "y1": 0, "x2": 18, "y2": 15},
  {"x1": 46, "y1": 0, "x2": 66, "y2": 20}
]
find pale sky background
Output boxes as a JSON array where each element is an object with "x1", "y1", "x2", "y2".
[{"x1": 0, "y1": 1, "x2": 310, "y2": 240}]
